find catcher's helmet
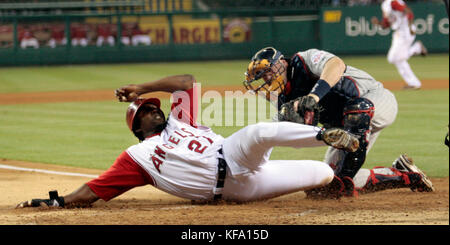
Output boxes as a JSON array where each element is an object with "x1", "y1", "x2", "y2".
[
  {"x1": 343, "y1": 98, "x2": 375, "y2": 119},
  {"x1": 244, "y1": 47, "x2": 286, "y2": 99},
  {"x1": 126, "y1": 97, "x2": 161, "y2": 133}
]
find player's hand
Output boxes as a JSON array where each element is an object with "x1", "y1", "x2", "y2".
[
  {"x1": 371, "y1": 16, "x2": 379, "y2": 25},
  {"x1": 115, "y1": 84, "x2": 140, "y2": 102},
  {"x1": 16, "y1": 200, "x2": 49, "y2": 209},
  {"x1": 409, "y1": 24, "x2": 416, "y2": 35}
]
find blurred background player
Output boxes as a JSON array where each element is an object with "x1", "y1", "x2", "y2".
[
  {"x1": 131, "y1": 23, "x2": 151, "y2": 46},
  {"x1": 19, "y1": 26, "x2": 39, "y2": 49},
  {"x1": 71, "y1": 23, "x2": 88, "y2": 47},
  {"x1": 96, "y1": 23, "x2": 115, "y2": 47},
  {"x1": 120, "y1": 23, "x2": 132, "y2": 46},
  {"x1": 47, "y1": 24, "x2": 66, "y2": 48},
  {"x1": 243, "y1": 47, "x2": 434, "y2": 198},
  {"x1": 371, "y1": 0, "x2": 428, "y2": 90}
]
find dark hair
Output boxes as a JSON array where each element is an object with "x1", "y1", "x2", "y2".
[{"x1": 132, "y1": 118, "x2": 145, "y2": 141}]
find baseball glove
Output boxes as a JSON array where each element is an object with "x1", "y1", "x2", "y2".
[
  {"x1": 317, "y1": 128, "x2": 360, "y2": 152},
  {"x1": 278, "y1": 96, "x2": 321, "y2": 125}
]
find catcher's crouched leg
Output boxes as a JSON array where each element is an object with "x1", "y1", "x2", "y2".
[
  {"x1": 314, "y1": 97, "x2": 374, "y2": 198},
  {"x1": 353, "y1": 154, "x2": 435, "y2": 194}
]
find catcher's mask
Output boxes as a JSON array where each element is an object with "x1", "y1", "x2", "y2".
[
  {"x1": 126, "y1": 97, "x2": 162, "y2": 140},
  {"x1": 244, "y1": 47, "x2": 286, "y2": 100}
]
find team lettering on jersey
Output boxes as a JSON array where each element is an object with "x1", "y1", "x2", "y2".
[{"x1": 150, "y1": 128, "x2": 215, "y2": 173}]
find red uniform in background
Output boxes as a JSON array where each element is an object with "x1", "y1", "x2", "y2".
[
  {"x1": 96, "y1": 24, "x2": 115, "y2": 47},
  {"x1": 131, "y1": 23, "x2": 151, "y2": 46},
  {"x1": 71, "y1": 24, "x2": 88, "y2": 47},
  {"x1": 19, "y1": 28, "x2": 39, "y2": 49},
  {"x1": 48, "y1": 25, "x2": 66, "y2": 48}
]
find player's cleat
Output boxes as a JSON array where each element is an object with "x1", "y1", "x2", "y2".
[
  {"x1": 392, "y1": 154, "x2": 435, "y2": 192},
  {"x1": 317, "y1": 128, "x2": 359, "y2": 152},
  {"x1": 402, "y1": 85, "x2": 421, "y2": 90},
  {"x1": 341, "y1": 176, "x2": 358, "y2": 197}
]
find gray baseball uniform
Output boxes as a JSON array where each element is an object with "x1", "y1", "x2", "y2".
[{"x1": 296, "y1": 49, "x2": 398, "y2": 187}]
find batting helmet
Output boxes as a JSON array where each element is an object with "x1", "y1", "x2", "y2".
[
  {"x1": 244, "y1": 47, "x2": 286, "y2": 99},
  {"x1": 126, "y1": 97, "x2": 161, "y2": 133}
]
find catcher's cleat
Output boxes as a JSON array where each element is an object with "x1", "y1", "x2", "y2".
[
  {"x1": 305, "y1": 175, "x2": 345, "y2": 199},
  {"x1": 392, "y1": 154, "x2": 435, "y2": 192},
  {"x1": 317, "y1": 128, "x2": 359, "y2": 152}
]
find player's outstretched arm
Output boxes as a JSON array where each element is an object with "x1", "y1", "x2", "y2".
[
  {"x1": 307, "y1": 56, "x2": 346, "y2": 103},
  {"x1": 115, "y1": 74, "x2": 195, "y2": 102},
  {"x1": 16, "y1": 184, "x2": 99, "y2": 209}
]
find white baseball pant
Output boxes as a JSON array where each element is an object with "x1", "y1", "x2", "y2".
[
  {"x1": 221, "y1": 122, "x2": 334, "y2": 202},
  {"x1": 387, "y1": 31, "x2": 423, "y2": 87},
  {"x1": 132, "y1": 35, "x2": 151, "y2": 46}
]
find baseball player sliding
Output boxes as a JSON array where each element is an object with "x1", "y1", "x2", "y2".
[
  {"x1": 17, "y1": 74, "x2": 360, "y2": 208},
  {"x1": 371, "y1": 0, "x2": 427, "y2": 90}
]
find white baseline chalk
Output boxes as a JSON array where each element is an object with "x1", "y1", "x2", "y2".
[{"x1": 0, "y1": 163, "x2": 99, "y2": 179}]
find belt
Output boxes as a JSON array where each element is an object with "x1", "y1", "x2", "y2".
[{"x1": 214, "y1": 148, "x2": 227, "y2": 200}]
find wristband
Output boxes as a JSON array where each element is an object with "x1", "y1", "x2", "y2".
[{"x1": 310, "y1": 79, "x2": 331, "y2": 100}]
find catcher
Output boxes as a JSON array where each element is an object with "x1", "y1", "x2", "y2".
[{"x1": 244, "y1": 47, "x2": 434, "y2": 198}]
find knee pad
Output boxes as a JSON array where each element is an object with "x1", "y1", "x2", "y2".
[{"x1": 335, "y1": 98, "x2": 375, "y2": 179}]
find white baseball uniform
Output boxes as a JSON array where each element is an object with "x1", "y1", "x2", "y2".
[
  {"x1": 87, "y1": 87, "x2": 334, "y2": 202},
  {"x1": 381, "y1": 0, "x2": 424, "y2": 88}
]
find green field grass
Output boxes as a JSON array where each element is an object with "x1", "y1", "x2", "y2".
[
  {"x1": 0, "y1": 53, "x2": 448, "y2": 93},
  {"x1": 0, "y1": 54, "x2": 449, "y2": 177}
]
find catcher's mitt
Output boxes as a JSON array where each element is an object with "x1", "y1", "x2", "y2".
[
  {"x1": 317, "y1": 128, "x2": 359, "y2": 152},
  {"x1": 278, "y1": 96, "x2": 321, "y2": 125}
]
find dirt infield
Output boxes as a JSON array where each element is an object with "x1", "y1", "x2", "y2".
[
  {"x1": 0, "y1": 79, "x2": 448, "y2": 225},
  {"x1": 0, "y1": 159, "x2": 448, "y2": 225}
]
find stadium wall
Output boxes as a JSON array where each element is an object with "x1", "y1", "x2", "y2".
[
  {"x1": 0, "y1": 2, "x2": 447, "y2": 66},
  {"x1": 320, "y1": 2, "x2": 449, "y2": 54}
]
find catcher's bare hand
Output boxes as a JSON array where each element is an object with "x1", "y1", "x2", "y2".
[{"x1": 114, "y1": 84, "x2": 140, "y2": 102}]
